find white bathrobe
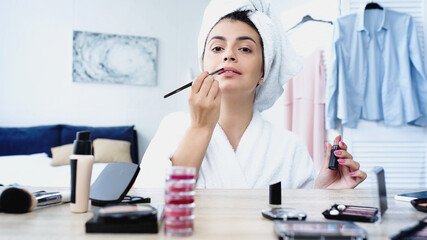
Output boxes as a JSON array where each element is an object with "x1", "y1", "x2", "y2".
[{"x1": 138, "y1": 110, "x2": 316, "y2": 189}]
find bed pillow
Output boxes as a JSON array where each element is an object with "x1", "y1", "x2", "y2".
[
  {"x1": 51, "y1": 139, "x2": 132, "y2": 166},
  {"x1": 0, "y1": 125, "x2": 61, "y2": 157},
  {"x1": 50, "y1": 144, "x2": 73, "y2": 166},
  {"x1": 60, "y1": 125, "x2": 137, "y2": 163},
  {"x1": 93, "y1": 138, "x2": 132, "y2": 163}
]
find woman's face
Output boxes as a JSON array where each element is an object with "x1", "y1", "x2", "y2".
[{"x1": 203, "y1": 19, "x2": 264, "y2": 97}]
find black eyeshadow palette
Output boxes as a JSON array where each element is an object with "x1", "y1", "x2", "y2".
[
  {"x1": 322, "y1": 166, "x2": 388, "y2": 223},
  {"x1": 322, "y1": 204, "x2": 379, "y2": 223}
]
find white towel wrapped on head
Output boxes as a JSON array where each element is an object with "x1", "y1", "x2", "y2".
[{"x1": 198, "y1": 0, "x2": 302, "y2": 111}]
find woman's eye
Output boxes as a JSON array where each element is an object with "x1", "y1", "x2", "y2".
[
  {"x1": 240, "y1": 47, "x2": 252, "y2": 53},
  {"x1": 211, "y1": 47, "x2": 223, "y2": 52}
]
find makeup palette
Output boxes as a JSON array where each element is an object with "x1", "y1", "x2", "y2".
[
  {"x1": 323, "y1": 166, "x2": 388, "y2": 223},
  {"x1": 322, "y1": 204, "x2": 378, "y2": 222}
]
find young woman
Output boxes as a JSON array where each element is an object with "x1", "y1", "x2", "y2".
[{"x1": 140, "y1": 0, "x2": 367, "y2": 189}]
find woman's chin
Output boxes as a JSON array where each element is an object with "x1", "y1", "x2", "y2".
[
  {"x1": 219, "y1": 86, "x2": 239, "y2": 94},
  {"x1": 219, "y1": 88, "x2": 255, "y2": 98},
  {"x1": 218, "y1": 81, "x2": 256, "y2": 95}
]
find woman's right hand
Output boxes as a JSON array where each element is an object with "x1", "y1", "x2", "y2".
[{"x1": 188, "y1": 71, "x2": 221, "y2": 130}]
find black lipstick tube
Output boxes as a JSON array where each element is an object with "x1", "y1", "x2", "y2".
[{"x1": 328, "y1": 144, "x2": 340, "y2": 170}]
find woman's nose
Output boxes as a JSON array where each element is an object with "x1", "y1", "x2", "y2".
[
  {"x1": 224, "y1": 56, "x2": 236, "y2": 61},
  {"x1": 223, "y1": 50, "x2": 236, "y2": 62}
]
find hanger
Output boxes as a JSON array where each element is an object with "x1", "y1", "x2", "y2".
[
  {"x1": 287, "y1": 15, "x2": 333, "y2": 32},
  {"x1": 365, "y1": 1, "x2": 383, "y2": 10}
]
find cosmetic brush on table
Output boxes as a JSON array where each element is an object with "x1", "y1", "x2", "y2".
[{"x1": 0, "y1": 187, "x2": 70, "y2": 213}]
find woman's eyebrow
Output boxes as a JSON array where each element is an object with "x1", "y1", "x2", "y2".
[
  {"x1": 236, "y1": 36, "x2": 257, "y2": 45},
  {"x1": 208, "y1": 35, "x2": 257, "y2": 45},
  {"x1": 208, "y1": 36, "x2": 226, "y2": 43}
]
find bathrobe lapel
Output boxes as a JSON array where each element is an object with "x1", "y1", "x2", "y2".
[
  {"x1": 235, "y1": 110, "x2": 270, "y2": 188},
  {"x1": 199, "y1": 110, "x2": 269, "y2": 188}
]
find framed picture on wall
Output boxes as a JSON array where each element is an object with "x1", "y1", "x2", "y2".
[{"x1": 72, "y1": 31, "x2": 158, "y2": 86}]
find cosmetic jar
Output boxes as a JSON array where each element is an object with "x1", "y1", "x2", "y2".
[
  {"x1": 164, "y1": 203, "x2": 195, "y2": 218},
  {"x1": 165, "y1": 179, "x2": 196, "y2": 192},
  {"x1": 165, "y1": 191, "x2": 195, "y2": 205},
  {"x1": 166, "y1": 166, "x2": 196, "y2": 180},
  {"x1": 164, "y1": 216, "x2": 194, "y2": 237},
  {"x1": 164, "y1": 166, "x2": 196, "y2": 237}
]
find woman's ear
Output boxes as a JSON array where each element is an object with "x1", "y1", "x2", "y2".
[{"x1": 258, "y1": 77, "x2": 264, "y2": 86}]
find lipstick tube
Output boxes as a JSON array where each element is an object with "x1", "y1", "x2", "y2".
[{"x1": 328, "y1": 139, "x2": 340, "y2": 171}]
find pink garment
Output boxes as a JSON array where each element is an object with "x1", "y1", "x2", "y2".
[{"x1": 283, "y1": 49, "x2": 326, "y2": 171}]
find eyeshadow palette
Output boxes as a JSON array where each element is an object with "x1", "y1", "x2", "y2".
[
  {"x1": 322, "y1": 166, "x2": 387, "y2": 223},
  {"x1": 392, "y1": 217, "x2": 427, "y2": 240},
  {"x1": 322, "y1": 204, "x2": 379, "y2": 222}
]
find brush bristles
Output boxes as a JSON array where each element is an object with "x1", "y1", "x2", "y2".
[{"x1": 0, "y1": 187, "x2": 36, "y2": 213}]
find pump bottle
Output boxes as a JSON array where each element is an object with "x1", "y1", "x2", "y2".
[{"x1": 70, "y1": 131, "x2": 94, "y2": 213}]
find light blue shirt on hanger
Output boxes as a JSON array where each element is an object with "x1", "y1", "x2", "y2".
[{"x1": 326, "y1": 7, "x2": 427, "y2": 129}]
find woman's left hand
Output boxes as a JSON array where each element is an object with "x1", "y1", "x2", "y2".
[{"x1": 315, "y1": 135, "x2": 367, "y2": 189}]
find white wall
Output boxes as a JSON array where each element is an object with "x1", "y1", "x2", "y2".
[
  {"x1": 0, "y1": 0, "x2": 210, "y2": 159},
  {"x1": 5, "y1": 0, "x2": 425, "y2": 189},
  {"x1": 0, "y1": 0, "x2": 335, "y2": 161}
]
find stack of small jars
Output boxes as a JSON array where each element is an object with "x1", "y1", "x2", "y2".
[{"x1": 164, "y1": 166, "x2": 196, "y2": 237}]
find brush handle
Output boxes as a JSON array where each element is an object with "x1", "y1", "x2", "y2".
[
  {"x1": 35, "y1": 191, "x2": 70, "y2": 207},
  {"x1": 163, "y1": 68, "x2": 224, "y2": 98},
  {"x1": 164, "y1": 82, "x2": 192, "y2": 98}
]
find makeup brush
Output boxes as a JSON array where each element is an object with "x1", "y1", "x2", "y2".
[
  {"x1": 0, "y1": 187, "x2": 70, "y2": 213},
  {"x1": 164, "y1": 68, "x2": 224, "y2": 98}
]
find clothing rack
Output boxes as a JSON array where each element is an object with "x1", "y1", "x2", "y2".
[{"x1": 287, "y1": 15, "x2": 333, "y2": 32}]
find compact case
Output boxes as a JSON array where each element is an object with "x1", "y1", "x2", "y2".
[
  {"x1": 89, "y1": 162, "x2": 141, "y2": 206},
  {"x1": 85, "y1": 204, "x2": 163, "y2": 233}
]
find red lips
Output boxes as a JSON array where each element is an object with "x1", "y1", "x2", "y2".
[
  {"x1": 218, "y1": 67, "x2": 241, "y2": 76},
  {"x1": 218, "y1": 67, "x2": 241, "y2": 75}
]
